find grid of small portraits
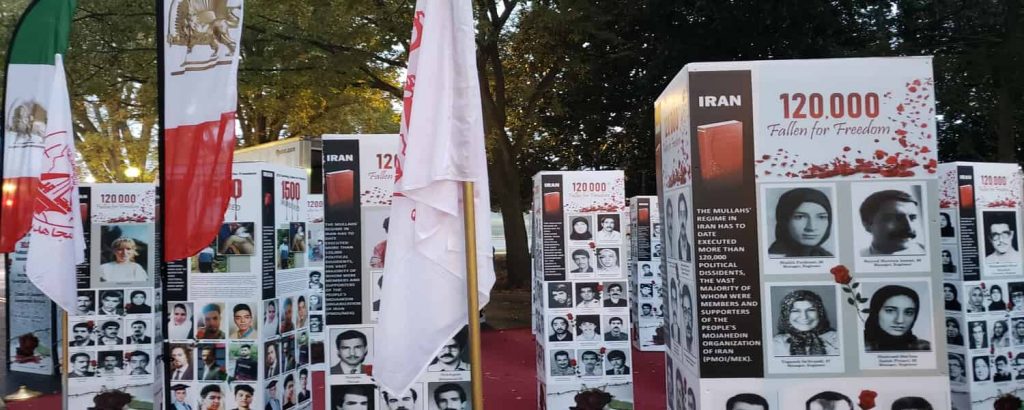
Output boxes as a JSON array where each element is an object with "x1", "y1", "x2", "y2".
[
  {"x1": 628, "y1": 196, "x2": 665, "y2": 351},
  {"x1": 946, "y1": 280, "x2": 1024, "y2": 394},
  {"x1": 68, "y1": 288, "x2": 157, "y2": 380}
]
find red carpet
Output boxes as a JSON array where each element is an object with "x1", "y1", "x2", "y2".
[
  {"x1": 6, "y1": 327, "x2": 665, "y2": 410},
  {"x1": 482, "y1": 327, "x2": 666, "y2": 409}
]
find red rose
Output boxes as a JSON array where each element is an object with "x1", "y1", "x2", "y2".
[
  {"x1": 830, "y1": 265, "x2": 852, "y2": 285},
  {"x1": 599, "y1": 347, "x2": 606, "y2": 354},
  {"x1": 566, "y1": 313, "x2": 574, "y2": 320},
  {"x1": 981, "y1": 282, "x2": 986, "y2": 289},
  {"x1": 596, "y1": 284, "x2": 604, "y2": 292},
  {"x1": 858, "y1": 390, "x2": 878, "y2": 409},
  {"x1": 569, "y1": 359, "x2": 577, "y2": 367},
  {"x1": 588, "y1": 242, "x2": 596, "y2": 249},
  {"x1": 362, "y1": 364, "x2": 373, "y2": 376}
]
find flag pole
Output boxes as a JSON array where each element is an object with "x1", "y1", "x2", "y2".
[
  {"x1": 461, "y1": 181, "x2": 484, "y2": 410},
  {"x1": 61, "y1": 309, "x2": 68, "y2": 409}
]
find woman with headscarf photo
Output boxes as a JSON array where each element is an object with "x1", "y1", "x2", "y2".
[
  {"x1": 966, "y1": 286, "x2": 987, "y2": 313},
  {"x1": 768, "y1": 188, "x2": 833, "y2": 258},
  {"x1": 569, "y1": 216, "x2": 593, "y2": 241},
  {"x1": 944, "y1": 283, "x2": 962, "y2": 311},
  {"x1": 864, "y1": 285, "x2": 931, "y2": 352},
  {"x1": 941, "y1": 250, "x2": 957, "y2": 273},
  {"x1": 940, "y1": 213, "x2": 955, "y2": 238},
  {"x1": 946, "y1": 317, "x2": 964, "y2": 346},
  {"x1": 990, "y1": 285, "x2": 1008, "y2": 311},
  {"x1": 773, "y1": 289, "x2": 839, "y2": 356}
]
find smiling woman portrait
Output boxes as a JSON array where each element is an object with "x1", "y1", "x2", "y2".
[
  {"x1": 773, "y1": 289, "x2": 839, "y2": 356},
  {"x1": 768, "y1": 188, "x2": 834, "y2": 258}
]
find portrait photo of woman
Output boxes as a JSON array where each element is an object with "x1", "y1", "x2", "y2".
[
  {"x1": 100, "y1": 237, "x2": 148, "y2": 283},
  {"x1": 941, "y1": 249, "x2": 957, "y2": 274},
  {"x1": 967, "y1": 286, "x2": 987, "y2": 313},
  {"x1": 946, "y1": 317, "x2": 964, "y2": 346},
  {"x1": 974, "y1": 356, "x2": 992, "y2": 382},
  {"x1": 569, "y1": 216, "x2": 593, "y2": 241},
  {"x1": 767, "y1": 187, "x2": 834, "y2": 258},
  {"x1": 940, "y1": 212, "x2": 956, "y2": 238},
  {"x1": 969, "y1": 321, "x2": 988, "y2": 350},
  {"x1": 992, "y1": 320, "x2": 1011, "y2": 348},
  {"x1": 990, "y1": 285, "x2": 1008, "y2": 311},
  {"x1": 944, "y1": 283, "x2": 962, "y2": 311},
  {"x1": 863, "y1": 284, "x2": 931, "y2": 352},
  {"x1": 772, "y1": 288, "x2": 840, "y2": 356}
]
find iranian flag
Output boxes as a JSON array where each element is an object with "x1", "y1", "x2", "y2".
[
  {"x1": 0, "y1": 0, "x2": 85, "y2": 311},
  {"x1": 160, "y1": 0, "x2": 244, "y2": 261}
]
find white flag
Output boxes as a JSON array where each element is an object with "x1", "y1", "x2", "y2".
[
  {"x1": 24, "y1": 55, "x2": 86, "y2": 312},
  {"x1": 376, "y1": 0, "x2": 494, "y2": 394}
]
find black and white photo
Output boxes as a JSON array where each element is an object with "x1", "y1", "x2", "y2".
[
  {"x1": 945, "y1": 317, "x2": 963, "y2": 346},
  {"x1": 674, "y1": 191, "x2": 692, "y2": 263},
  {"x1": 549, "y1": 349, "x2": 575, "y2": 376},
  {"x1": 98, "y1": 289, "x2": 124, "y2": 316},
  {"x1": 595, "y1": 247, "x2": 621, "y2": 274},
  {"x1": 941, "y1": 247, "x2": 959, "y2": 275},
  {"x1": 948, "y1": 353, "x2": 966, "y2": 384},
  {"x1": 427, "y1": 382, "x2": 470, "y2": 410},
  {"x1": 765, "y1": 187, "x2": 835, "y2": 258},
  {"x1": 969, "y1": 320, "x2": 988, "y2": 350},
  {"x1": 603, "y1": 282, "x2": 627, "y2": 307},
  {"x1": 547, "y1": 282, "x2": 573, "y2": 308},
  {"x1": 575, "y1": 315, "x2": 601, "y2": 341},
  {"x1": 595, "y1": 214, "x2": 622, "y2": 242},
  {"x1": 966, "y1": 285, "x2": 986, "y2": 313},
  {"x1": 1013, "y1": 318, "x2": 1024, "y2": 346},
  {"x1": 994, "y1": 355, "x2": 1014, "y2": 382},
  {"x1": 125, "y1": 289, "x2": 152, "y2": 314},
  {"x1": 974, "y1": 356, "x2": 992, "y2": 382},
  {"x1": 330, "y1": 327, "x2": 372, "y2": 375},
  {"x1": 604, "y1": 349, "x2": 630, "y2": 375},
  {"x1": 862, "y1": 283, "x2": 932, "y2": 352},
  {"x1": 990, "y1": 284, "x2": 1008, "y2": 311},
  {"x1": 992, "y1": 319, "x2": 1011, "y2": 348},
  {"x1": 96, "y1": 350, "x2": 123, "y2": 377},
  {"x1": 940, "y1": 211, "x2": 956, "y2": 238},
  {"x1": 984, "y1": 210, "x2": 1021, "y2": 263},
  {"x1": 332, "y1": 384, "x2": 376, "y2": 410},
  {"x1": 943, "y1": 283, "x2": 962, "y2": 311},
  {"x1": 548, "y1": 316, "x2": 573, "y2": 342},
  {"x1": 428, "y1": 329, "x2": 470, "y2": 372},
  {"x1": 568, "y1": 215, "x2": 594, "y2": 241},
  {"x1": 854, "y1": 185, "x2": 927, "y2": 256},
  {"x1": 682, "y1": 283, "x2": 695, "y2": 354},
  {"x1": 76, "y1": 290, "x2": 96, "y2": 316},
  {"x1": 575, "y1": 282, "x2": 601, "y2": 308},
  {"x1": 125, "y1": 319, "x2": 152, "y2": 344},
  {"x1": 603, "y1": 316, "x2": 628, "y2": 341},
  {"x1": 568, "y1": 248, "x2": 594, "y2": 274},
  {"x1": 769, "y1": 285, "x2": 840, "y2": 356}
]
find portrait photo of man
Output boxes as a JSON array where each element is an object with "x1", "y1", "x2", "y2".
[
  {"x1": 548, "y1": 316, "x2": 573, "y2": 342},
  {"x1": 595, "y1": 214, "x2": 622, "y2": 242},
  {"x1": 429, "y1": 383, "x2": 468, "y2": 410},
  {"x1": 98, "y1": 290, "x2": 124, "y2": 316},
  {"x1": 579, "y1": 350, "x2": 601, "y2": 376},
  {"x1": 603, "y1": 282, "x2": 627, "y2": 307},
  {"x1": 232, "y1": 343, "x2": 258, "y2": 381},
  {"x1": 70, "y1": 321, "x2": 96, "y2": 346},
  {"x1": 198, "y1": 384, "x2": 222, "y2": 410},
  {"x1": 233, "y1": 384, "x2": 254, "y2": 410},
  {"x1": 727, "y1": 393, "x2": 769, "y2": 410},
  {"x1": 69, "y1": 352, "x2": 94, "y2": 378},
  {"x1": 198, "y1": 344, "x2": 227, "y2": 381},
  {"x1": 297, "y1": 369, "x2": 311, "y2": 402},
  {"x1": 550, "y1": 350, "x2": 575, "y2": 376},
  {"x1": 569, "y1": 249, "x2": 594, "y2": 273},
  {"x1": 76, "y1": 290, "x2": 96, "y2": 315},
  {"x1": 230, "y1": 303, "x2": 256, "y2": 339},
  {"x1": 428, "y1": 330, "x2": 470, "y2": 372},
  {"x1": 99, "y1": 320, "x2": 123, "y2": 346},
  {"x1": 604, "y1": 349, "x2": 630, "y2": 375},
  {"x1": 310, "y1": 315, "x2": 324, "y2": 333},
  {"x1": 682, "y1": 284, "x2": 695, "y2": 352},
  {"x1": 805, "y1": 391, "x2": 852, "y2": 410},
  {"x1": 197, "y1": 303, "x2": 226, "y2": 340},
  {"x1": 97, "y1": 350, "x2": 123, "y2": 376},
  {"x1": 383, "y1": 387, "x2": 418, "y2": 410},
  {"x1": 676, "y1": 192, "x2": 692, "y2": 263},
  {"x1": 170, "y1": 384, "x2": 192, "y2": 410},
  {"x1": 331, "y1": 329, "x2": 370, "y2": 375},
  {"x1": 641, "y1": 263, "x2": 653, "y2": 277},
  {"x1": 984, "y1": 211, "x2": 1021, "y2": 263},
  {"x1": 127, "y1": 350, "x2": 150, "y2": 375},
  {"x1": 170, "y1": 344, "x2": 193, "y2": 380},
  {"x1": 266, "y1": 380, "x2": 281, "y2": 410},
  {"x1": 547, "y1": 282, "x2": 573, "y2": 308},
  {"x1": 264, "y1": 341, "x2": 280, "y2": 377},
  {"x1": 332, "y1": 384, "x2": 375, "y2": 410},
  {"x1": 604, "y1": 317, "x2": 628, "y2": 341},
  {"x1": 126, "y1": 320, "x2": 152, "y2": 344},
  {"x1": 857, "y1": 188, "x2": 926, "y2": 256},
  {"x1": 575, "y1": 283, "x2": 601, "y2": 308}
]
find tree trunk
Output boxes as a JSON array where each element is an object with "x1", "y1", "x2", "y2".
[
  {"x1": 491, "y1": 130, "x2": 531, "y2": 289},
  {"x1": 995, "y1": 0, "x2": 1020, "y2": 162}
]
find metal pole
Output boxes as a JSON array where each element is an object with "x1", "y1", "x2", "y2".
[
  {"x1": 461, "y1": 181, "x2": 484, "y2": 410},
  {"x1": 61, "y1": 309, "x2": 68, "y2": 409}
]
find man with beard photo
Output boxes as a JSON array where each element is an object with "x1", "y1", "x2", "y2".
[
  {"x1": 383, "y1": 388, "x2": 417, "y2": 410},
  {"x1": 603, "y1": 283, "x2": 627, "y2": 307},
  {"x1": 548, "y1": 317, "x2": 573, "y2": 342},
  {"x1": 604, "y1": 317, "x2": 628, "y2": 341},
  {"x1": 233, "y1": 344, "x2": 258, "y2": 381},
  {"x1": 994, "y1": 355, "x2": 1014, "y2": 382},
  {"x1": 265, "y1": 342, "x2": 280, "y2": 377},
  {"x1": 570, "y1": 249, "x2": 593, "y2": 273},
  {"x1": 99, "y1": 320, "x2": 123, "y2": 345},
  {"x1": 580, "y1": 350, "x2": 601, "y2": 376},
  {"x1": 985, "y1": 211, "x2": 1021, "y2": 263},
  {"x1": 858, "y1": 189, "x2": 926, "y2": 256},
  {"x1": 127, "y1": 320, "x2": 152, "y2": 344},
  {"x1": 331, "y1": 330, "x2": 369, "y2": 374},
  {"x1": 548, "y1": 283, "x2": 573, "y2": 308},
  {"x1": 595, "y1": 215, "x2": 622, "y2": 242},
  {"x1": 198, "y1": 344, "x2": 227, "y2": 381},
  {"x1": 428, "y1": 332, "x2": 469, "y2": 372},
  {"x1": 170, "y1": 344, "x2": 193, "y2": 380}
]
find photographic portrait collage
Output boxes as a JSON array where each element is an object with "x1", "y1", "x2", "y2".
[
  {"x1": 322, "y1": 134, "x2": 472, "y2": 410},
  {"x1": 531, "y1": 171, "x2": 635, "y2": 409},
  {"x1": 629, "y1": 196, "x2": 666, "y2": 351},
  {"x1": 656, "y1": 58, "x2": 952, "y2": 409},
  {"x1": 164, "y1": 163, "x2": 315, "y2": 410},
  {"x1": 939, "y1": 162, "x2": 1024, "y2": 409},
  {"x1": 66, "y1": 184, "x2": 162, "y2": 410}
]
